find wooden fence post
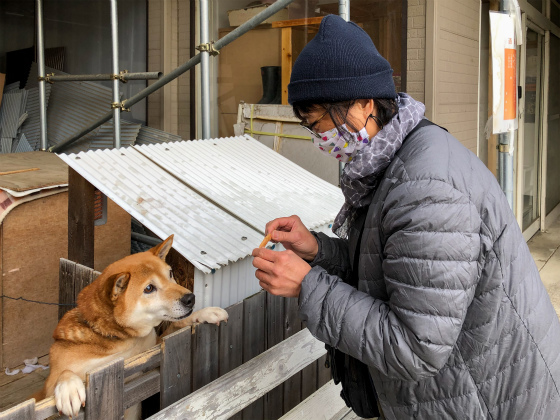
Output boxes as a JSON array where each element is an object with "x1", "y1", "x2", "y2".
[
  {"x1": 264, "y1": 293, "x2": 285, "y2": 419},
  {"x1": 68, "y1": 168, "x2": 95, "y2": 269},
  {"x1": 192, "y1": 323, "x2": 219, "y2": 391},
  {"x1": 218, "y1": 301, "x2": 243, "y2": 420},
  {"x1": 85, "y1": 358, "x2": 124, "y2": 420},
  {"x1": 242, "y1": 291, "x2": 266, "y2": 420},
  {"x1": 160, "y1": 327, "x2": 192, "y2": 409},
  {"x1": 59, "y1": 259, "x2": 77, "y2": 320},
  {"x1": 283, "y1": 297, "x2": 302, "y2": 414}
]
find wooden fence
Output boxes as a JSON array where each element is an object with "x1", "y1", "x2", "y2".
[{"x1": 0, "y1": 259, "x2": 331, "y2": 420}]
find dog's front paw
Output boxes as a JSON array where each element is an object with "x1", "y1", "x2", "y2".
[
  {"x1": 54, "y1": 370, "x2": 86, "y2": 418},
  {"x1": 192, "y1": 307, "x2": 229, "y2": 326}
]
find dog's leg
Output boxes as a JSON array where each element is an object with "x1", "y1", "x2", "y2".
[{"x1": 53, "y1": 370, "x2": 86, "y2": 418}]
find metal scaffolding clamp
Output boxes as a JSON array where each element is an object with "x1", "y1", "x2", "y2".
[
  {"x1": 111, "y1": 101, "x2": 131, "y2": 112},
  {"x1": 38, "y1": 73, "x2": 55, "y2": 84},
  {"x1": 498, "y1": 144, "x2": 510, "y2": 153},
  {"x1": 196, "y1": 41, "x2": 220, "y2": 56},
  {"x1": 113, "y1": 70, "x2": 129, "y2": 83}
]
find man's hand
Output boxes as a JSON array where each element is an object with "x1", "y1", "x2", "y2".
[
  {"x1": 265, "y1": 215, "x2": 318, "y2": 261},
  {"x1": 252, "y1": 247, "x2": 311, "y2": 297}
]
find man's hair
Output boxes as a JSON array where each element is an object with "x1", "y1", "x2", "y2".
[{"x1": 293, "y1": 98, "x2": 398, "y2": 133}]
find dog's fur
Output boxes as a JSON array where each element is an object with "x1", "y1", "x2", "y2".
[{"x1": 33, "y1": 236, "x2": 228, "y2": 418}]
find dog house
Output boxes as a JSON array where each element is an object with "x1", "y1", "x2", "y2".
[
  {"x1": 0, "y1": 152, "x2": 131, "y2": 368},
  {"x1": 58, "y1": 135, "x2": 344, "y2": 311}
]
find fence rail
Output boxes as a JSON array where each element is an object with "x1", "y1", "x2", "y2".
[{"x1": 0, "y1": 259, "x2": 330, "y2": 420}]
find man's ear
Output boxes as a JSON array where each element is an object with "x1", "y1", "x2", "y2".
[
  {"x1": 110, "y1": 273, "x2": 130, "y2": 300},
  {"x1": 149, "y1": 235, "x2": 174, "y2": 261}
]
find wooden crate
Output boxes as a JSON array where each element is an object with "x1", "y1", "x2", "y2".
[{"x1": 0, "y1": 152, "x2": 131, "y2": 369}]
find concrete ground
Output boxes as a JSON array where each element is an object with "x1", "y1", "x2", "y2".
[{"x1": 528, "y1": 216, "x2": 560, "y2": 318}]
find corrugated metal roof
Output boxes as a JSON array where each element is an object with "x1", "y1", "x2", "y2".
[
  {"x1": 135, "y1": 125, "x2": 182, "y2": 145},
  {"x1": 1, "y1": 138, "x2": 12, "y2": 154},
  {"x1": 12, "y1": 133, "x2": 34, "y2": 153},
  {"x1": 58, "y1": 147, "x2": 263, "y2": 273},
  {"x1": 64, "y1": 120, "x2": 142, "y2": 153},
  {"x1": 3, "y1": 82, "x2": 20, "y2": 92},
  {"x1": 0, "y1": 90, "x2": 26, "y2": 138},
  {"x1": 21, "y1": 85, "x2": 52, "y2": 151},
  {"x1": 135, "y1": 135, "x2": 344, "y2": 233}
]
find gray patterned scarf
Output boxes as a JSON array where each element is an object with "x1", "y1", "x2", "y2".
[{"x1": 333, "y1": 93, "x2": 426, "y2": 238}]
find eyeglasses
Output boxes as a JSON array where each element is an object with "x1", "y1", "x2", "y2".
[{"x1": 300, "y1": 110, "x2": 329, "y2": 138}]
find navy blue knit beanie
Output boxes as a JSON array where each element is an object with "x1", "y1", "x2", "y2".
[{"x1": 288, "y1": 14, "x2": 396, "y2": 105}]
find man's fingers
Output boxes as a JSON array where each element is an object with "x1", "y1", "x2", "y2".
[
  {"x1": 252, "y1": 256, "x2": 275, "y2": 273},
  {"x1": 252, "y1": 247, "x2": 280, "y2": 261},
  {"x1": 265, "y1": 216, "x2": 298, "y2": 235},
  {"x1": 271, "y1": 229, "x2": 299, "y2": 244}
]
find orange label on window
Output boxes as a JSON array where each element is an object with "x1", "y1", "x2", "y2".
[{"x1": 504, "y1": 48, "x2": 516, "y2": 120}]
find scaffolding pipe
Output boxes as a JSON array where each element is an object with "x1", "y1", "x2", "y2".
[
  {"x1": 200, "y1": 0, "x2": 211, "y2": 139},
  {"x1": 338, "y1": 0, "x2": 350, "y2": 181},
  {"x1": 338, "y1": 0, "x2": 350, "y2": 21},
  {"x1": 36, "y1": 0, "x2": 47, "y2": 151},
  {"x1": 49, "y1": 0, "x2": 296, "y2": 153},
  {"x1": 45, "y1": 72, "x2": 162, "y2": 82},
  {"x1": 110, "y1": 0, "x2": 121, "y2": 148}
]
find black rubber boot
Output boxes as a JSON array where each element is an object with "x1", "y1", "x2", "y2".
[{"x1": 257, "y1": 66, "x2": 281, "y2": 104}]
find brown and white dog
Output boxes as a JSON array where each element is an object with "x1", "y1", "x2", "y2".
[{"x1": 33, "y1": 235, "x2": 228, "y2": 419}]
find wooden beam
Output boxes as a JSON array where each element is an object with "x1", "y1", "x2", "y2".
[
  {"x1": 68, "y1": 167, "x2": 95, "y2": 268},
  {"x1": 281, "y1": 27, "x2": 292, "y2": 105},
  {"x1": 148, "y1": 329, "x2": 326, "y2": 420},
  {"x1": 271, "y1": 17, "x2": 324, "y2": 28}
]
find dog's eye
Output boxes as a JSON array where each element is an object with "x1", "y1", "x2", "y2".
[
  {"x1": 169, "y1": 269, "x2": 173, "y2": 279},
  {"x1": 144, "y1": 284, "x2": 156, "y2": 294}
]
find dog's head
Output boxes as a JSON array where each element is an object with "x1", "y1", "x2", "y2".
[{"x1": 89, "y1": 235, "x2": 194, "y2": 336}]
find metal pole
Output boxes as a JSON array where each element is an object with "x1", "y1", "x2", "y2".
[
  {"x1": 338, "y1": 0, "x2": 350, "y2": 21},
  {"x1": 50, "y1": 0, "x2": 296, "y2": 153},
  {"x1": 338, "y1": 0, "x2": 350, "y2": 181},
  {"x1": 36, "y1": 0, "x2": 47, "y2": 151},
  {"x1": 200, "y1": 0, "x2": 211, "y2": 139},
  {"x1": 45, "y1": 72, "x2": 162, "y2": 82},
  {"x1": 110, "y1": 0, "x2": 121, "y2": 148}
]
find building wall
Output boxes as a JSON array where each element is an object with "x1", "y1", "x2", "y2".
[
  {"x1": 147, "y1": 0, "x2": 191, "y2": 138},
  {"x1": 407, "y1": 0, "x2": 427, "y2": 103},
  {"x1": 426, "y1": 0, "x2": 480, "y2": 154}
]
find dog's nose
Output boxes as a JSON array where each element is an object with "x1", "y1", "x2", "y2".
[{"x1": 180, "y1": 293, "x2": 195, "y2": 308}]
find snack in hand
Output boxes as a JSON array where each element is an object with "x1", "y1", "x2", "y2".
[{"x1": 259, "y1": 233, "x2": 272, "y2": 248}]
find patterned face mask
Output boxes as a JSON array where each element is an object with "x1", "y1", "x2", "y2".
[{"x1": 313, "y1": 124, "x2": 371, "y2": 163}]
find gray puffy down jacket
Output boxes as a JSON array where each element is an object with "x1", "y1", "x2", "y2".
[{"x1": 299, "y1": 123, "x2": 560, "y2": 419}]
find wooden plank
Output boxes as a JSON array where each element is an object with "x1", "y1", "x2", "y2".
[
  {"x1": 85, "y1": 358, "x2": 125, "y2": 420},
  {"x1": 192, "y1": 323, "x2": 219, "y2": 391},
  {"x1": 283, "y1": 297, "x2": 302, "y2": 414},
  {"x1": 279, "y1": 380, "x2": 345, "y2": 420},
  {"x1": 271, "y1": 17, "x2": 324, "y2": 28},
  {"x1": 35, "y1": 396, "x2": 85, "y2": 420},
  {"x1": 281, "y1": 27, "x2": 292, "y2": 105},
  {"x1": 317, "y1": 354, "x2": 332, "y2": 388},
  {"x1": 264, "y1": 293, "x2": 285, "y2": 420},
  {"x1": 124, "y1": 370, "x2": 160, "y2": 409},
  {"x1": 124, "y1": 345, "x2": 161, "y2": 378},
  {"x1": 0, "y1": 398, "x2": 34, "y2": 420},
  {"x1": 59, "y1": 259, "x2": 76, "y2": 320},
  {"x1": 68, "y1": 168, "x2": 95, "y2": 269},
  {"x1": 242, "y1": 291, "x2": 266, "y2": 420},
  {"x1": 301, "y1": 358, "x2": 318, "y2": 401},
  {"x1": 160, "y1": 327, "x2": 192, "y2": 409},
  {"x1": 74, "y1": 263, "x2": 96, "y2": 302},
  {"x1": 218, "y1": 301, "x2": 243, "y2": 420},
  {"x1": 148, "y1": 329, "x2": 326, "y2": 420}
]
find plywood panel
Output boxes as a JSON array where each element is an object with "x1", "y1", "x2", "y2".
[{"x1": 1, "y1": 192, "x2": 130, "y2": 368}]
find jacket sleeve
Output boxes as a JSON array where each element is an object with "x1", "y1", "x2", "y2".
[
  {"x1": 299, "y1": 179, "x2": 481, "y2": 381},
  {"x1": 308, "y1": 231, "x2": 352, "y2": 282}
]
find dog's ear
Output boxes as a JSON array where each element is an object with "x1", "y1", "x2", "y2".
[
  {"x1": 150, "y1": 235, "x2": 174, "y2": 260},
  {"x1": 110, "y1": 273, "x2": 130, "y2": 300}
]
